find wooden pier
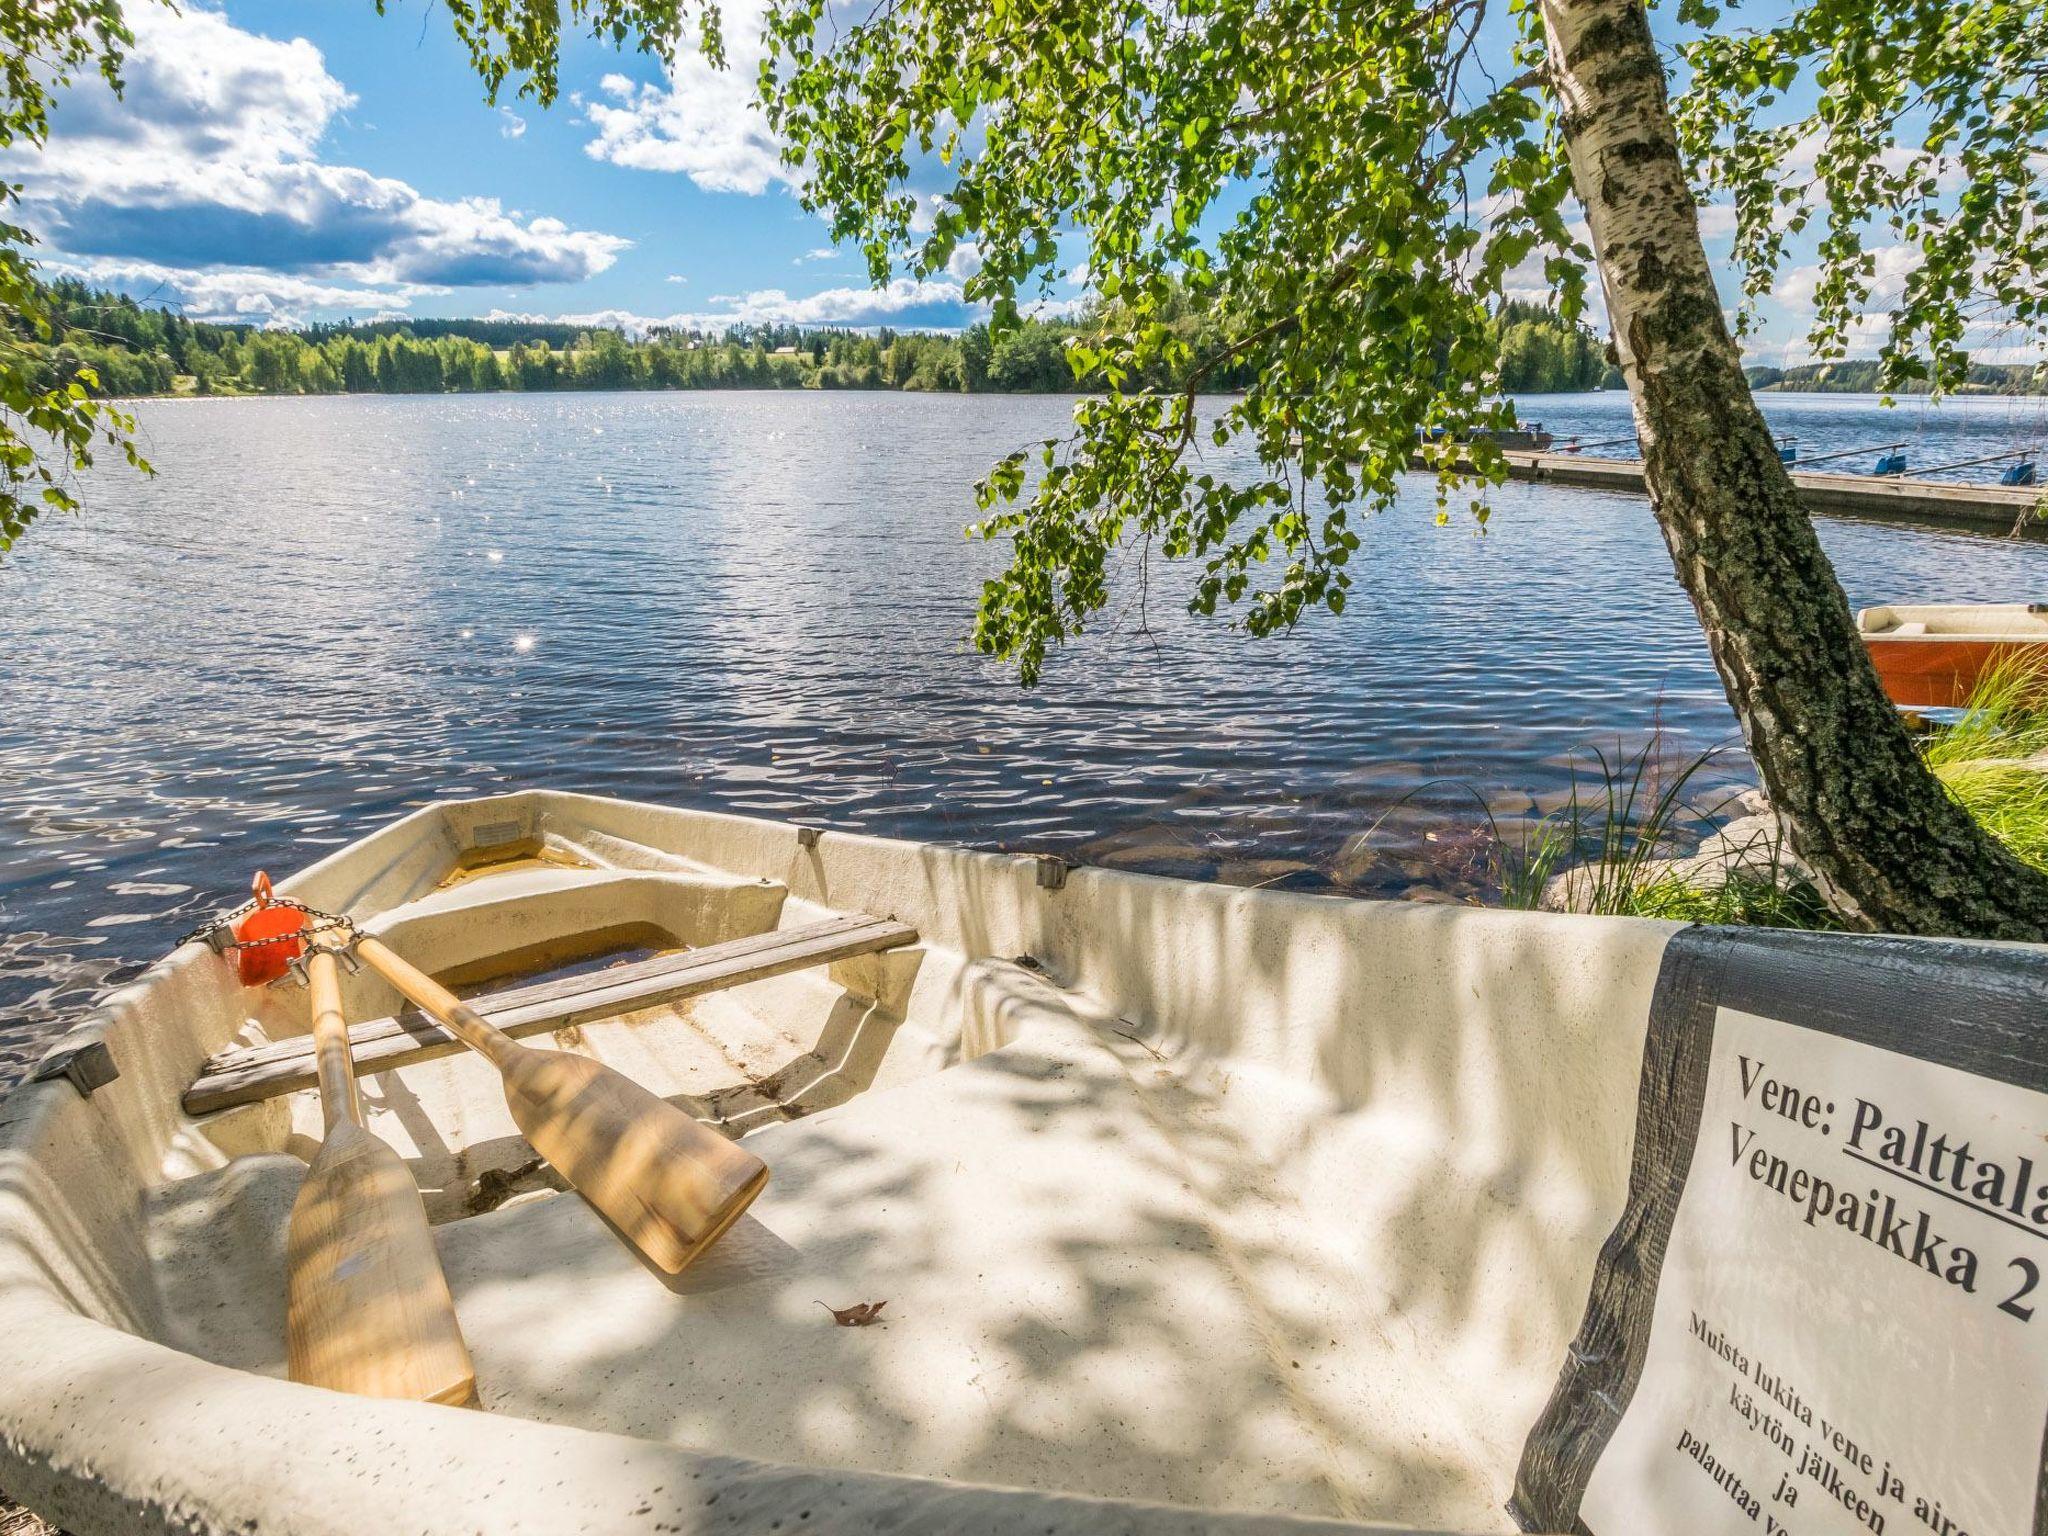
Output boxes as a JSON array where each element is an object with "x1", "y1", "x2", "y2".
[{"x1": 1413, "y1": 450, "x2": 2044, "y2": 528}]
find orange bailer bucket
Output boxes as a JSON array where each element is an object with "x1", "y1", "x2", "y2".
[{"x1": 232, "y1": 871, "x2": 308, "y2": 986}]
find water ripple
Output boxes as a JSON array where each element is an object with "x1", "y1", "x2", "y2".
[{"x1": 3, "y1": 390, "x2": 2046, "y2": 1079}]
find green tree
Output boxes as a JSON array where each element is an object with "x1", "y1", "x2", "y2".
[
  {"x1": 246, "y1": 332, "x2": 302, "y2": 394},
  {"x1": 336, "y1": 337, "x2": 376, "y2": 392},
  {"x1": 1493, "y1": 302, "x2": 1604, "y2": 392},
  {"x1": 957, "y1": 324, "x2": 992, "y2": 392},
  {"x1": 414, "y1": 0, "x2": 2048, "y2": 937},
  {"x1": 575, "y1": 329, "x2": 638, "y2": 388},
  {"x1": 0, "y1": 0, "x2": 151, "y2": 553},
  {"x1": 987, "y1": 324, "x2": 1070, "y2": 391},
  {"x1": 393, "y1": 336, "x2": 444, "y2": 392},
  {"x1": 510, "y1": 340, "x2": 560, "y2": 391},
  {"x1": 908, "y1": 339, "x2": 964, "y2": 391},
  {"x1": 187, "y1": 349, "x2": 230, "y2": 397},
  {"x1": 884, "y1": 333, "x2": 922, "y2": 387},
  {"x1": 297, "y1": 348, "x2": 341, "y2": 394}
]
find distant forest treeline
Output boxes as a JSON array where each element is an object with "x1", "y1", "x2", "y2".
[
  {"x1": 1745, "y1": 359, "x2": 2048, "y2": 394},
  {"x1": 1494, "y1": 300, "x2": 1621, "y2": 392},
  {"x1": 36, "y1": 280, "x2": 1614, "y2": 400}
]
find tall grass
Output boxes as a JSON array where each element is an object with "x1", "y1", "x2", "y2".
[
  {"x1": 1614, "y1": 869, "x2": 1837, "y2": 927},
  {"x1": 1921, "y1": 649, "x2": 2048, "y2": 875},
  {"x1": 1937, "y1": 765, "x2": 2048, "y2": 871},
  {"x1": 1487, "y1": 741, "x2": 1825, "y2": 924},
  {"x1": 1488, "y1": 651, "x2": 2048, "y2": 930},
  {"x1": 1922, "y1": 648, "x2": 2048, "y2": 772}
]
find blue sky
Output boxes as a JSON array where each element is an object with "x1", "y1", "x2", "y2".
[
  {"x1": 10, "y1": 0, "x2": 1009, "y2": 332},
  {"x1": 3, "y1": 0, "x2": 1995, "y2": 364}
]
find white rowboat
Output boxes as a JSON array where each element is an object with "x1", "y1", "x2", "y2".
[{"x1": 2, "y1": 791, "x2": 2041, "y2": 1534}]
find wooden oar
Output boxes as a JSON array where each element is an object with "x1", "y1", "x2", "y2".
[
  {"x1": 285, "y1": 935, "x2": 475, "y2": 1403},
  {"x1": 349, "y1": 932, "x2": 768, "y2": 1275}
]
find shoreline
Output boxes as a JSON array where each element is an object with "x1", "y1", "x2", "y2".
[{"x1": 99, "y1": 383, "x2": 2048, "y2": 405}]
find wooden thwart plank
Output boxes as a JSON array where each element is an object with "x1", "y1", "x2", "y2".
[{"x1": 185, "y1": 913, "x2": 917, "y2": 1116}]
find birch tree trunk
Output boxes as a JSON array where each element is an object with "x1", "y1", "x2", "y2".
[{"x1": 1538, "y1": 0, "x2": 2048, "y2": 939}]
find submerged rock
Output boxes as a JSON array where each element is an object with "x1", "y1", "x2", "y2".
[
  {"x1": 1215, "y1": 857, "x2": 1326, "y2": 891},
  {"x1": 1540, "y1": 798, "x2": 1814, "y2": 914},
  {"x1": 1095, "y1": 843, "x2": 1221, "y2": 881}
]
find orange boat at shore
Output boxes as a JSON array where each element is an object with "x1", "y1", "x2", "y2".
[{"x1": 1856, "y1": 602, "x2": 2048, "y2": 708}]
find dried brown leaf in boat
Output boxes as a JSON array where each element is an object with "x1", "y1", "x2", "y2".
[{"x1": 818, "y1": 1299, "x2": 888, "y2": 1326}]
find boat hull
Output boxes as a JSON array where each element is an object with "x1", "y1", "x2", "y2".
[
  {"x1": 1862, "y1": 635, "x2": 2048, "y2": 707},
  {"x1": 1857, "y1": 601, "x2": 2048, "y2": 707},
  {"x1": 0, "y1": 790, "x2": 1680, "y2": 1535}
]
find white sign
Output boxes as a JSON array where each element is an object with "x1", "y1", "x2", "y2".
[{"x1": 1580, "y1": 1007, "x2": 2048, "y2": 1536}]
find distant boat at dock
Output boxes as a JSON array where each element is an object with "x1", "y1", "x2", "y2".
[
  {"x1": 1550, "y1": 436, "x2": 2039, "y2": 484},
  {"x1": 1410, "y1": 446, "x2": 2047, "y2": 529},
  {"x1": 1420, "y1": 424, "x2": 1555, "y2": 451}
]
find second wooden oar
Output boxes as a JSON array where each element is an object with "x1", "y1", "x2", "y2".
[
  {"x1": 349, "y1": 931, "x2": 768, "y2": 1275},
  {"x1": 285, "y1": 935, "x2": 475, "y2": 1403}
]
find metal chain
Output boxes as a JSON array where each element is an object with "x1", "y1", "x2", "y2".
[{"x1": 173, "y1": 895, "x2": 359, "y2": 956}]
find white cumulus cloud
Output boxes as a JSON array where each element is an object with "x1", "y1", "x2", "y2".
[
  {"x1": 582, "y1": 4, "x2": 793, "y2": 197},
  {"x1": 45, "y1": 256, "x2": 421, "y2": 328},
  {"x1": 687, "y1": 277, "x2": 971, "y2": 327},
  {"x1": 487, "y1": 276, "x2": 985, "y2": 335},
  {"x1": 7, "y1": 3, "x2": 626, "y2": 312}
]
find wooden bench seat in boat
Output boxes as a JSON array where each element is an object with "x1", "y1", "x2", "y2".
[{"x1": 184, "y1": 913, "x2": 917, "y2": 1115}]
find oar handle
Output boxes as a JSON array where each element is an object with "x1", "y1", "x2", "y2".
[
  {"x1": 307, "y1": 939, "x2": 363, "y2": 1133},
  {"x1": 288, "y1": 930, "x2": 479, "y2": 1405},
  {"x1": 352, "y1": 933, "x2": 521, "y2": 1070}
]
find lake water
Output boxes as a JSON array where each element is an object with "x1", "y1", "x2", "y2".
[{"x1": 3, "y1": 389, "x2": 2046, "y2": 1081}]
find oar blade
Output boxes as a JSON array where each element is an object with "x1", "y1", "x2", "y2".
[
  {"x1": 502, "y1": 1048, "x2": 767, "y2": 1275},
  {"x1": 286, "y1": 1122, "x2": 475, "y2": 1404}
]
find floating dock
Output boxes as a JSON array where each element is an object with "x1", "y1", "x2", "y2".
[{"x1": 1415, "y1": 450, "x2": 2044, "y2": 528}]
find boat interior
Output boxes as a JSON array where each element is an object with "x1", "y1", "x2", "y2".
[
  {"x1": 2, "y1": 790, "x2": 1684, "y2": 1533},
  {"x1": 1857, "y1": 600, "x2": 2048, "y2": 637}
]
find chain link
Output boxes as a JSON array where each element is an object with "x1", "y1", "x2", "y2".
[{"x1": 174, "y1": 895, "x2": 359, "y2": 956}]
